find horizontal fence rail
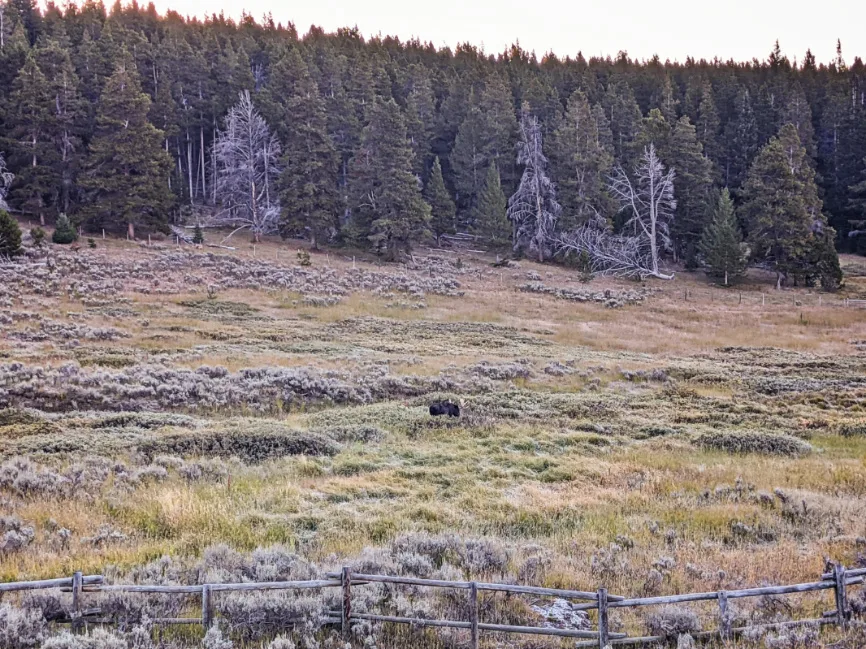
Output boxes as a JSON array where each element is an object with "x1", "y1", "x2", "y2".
[{"x1": 1, "y1": 563, "x2": 862, "y2": 647}]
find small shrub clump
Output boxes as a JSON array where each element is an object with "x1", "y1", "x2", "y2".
[
  {"x1": 0, "y1": 515, "x2": 35, "y2": 554},
  {"x1": 696, "y1": 431, "x2": 813, "y2": 457},
  {"x1": 51, "y1": 214, "x2": 78, "y2": 244},
  {"x1": 0, "y1": 603, "x2": 46, "y2": 649},
  {"x1": 0, "y1": 210, "x2": 23, "y2": 257},
  {"x1": 29, "y1": 226, "x2": 46, "y2": 247},
  {"x1": 644, "y1": 605, "x2": 702, "y2": 638}
]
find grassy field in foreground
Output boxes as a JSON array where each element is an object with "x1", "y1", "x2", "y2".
[{"x1": 1, "y1": 234, "x2": 866, "y2": 647}]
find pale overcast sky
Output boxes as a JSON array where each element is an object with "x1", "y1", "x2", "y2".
[{"x1": 148, "y1": 0, "x2": 862, "y2": 65}]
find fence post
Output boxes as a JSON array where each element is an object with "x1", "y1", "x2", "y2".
[
  {"x1": 201, "y1": 585, "x2": 212, "y2": 629},
  {"x1": 341, "y1": 566, "x2": 352, "y2": 639},
  {"x1": 597, "y1": 587, "x2": 609, "y2": 649},
  {"x1": 469, "y1": 582, "x2": 479, "y2": 649},
  {"x1": 718, "y1": 590, "x2": 731, "y2": 642},
  {"x1": 72, "y1": 571, "x2": 83, "y2": 634},
  {"x1": 833, "y1": 563, "x2": 848, "y2": 630}
]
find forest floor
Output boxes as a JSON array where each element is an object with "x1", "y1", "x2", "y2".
[{"x1": 2, "y1": 228, "x2": 866, "y2": 647}]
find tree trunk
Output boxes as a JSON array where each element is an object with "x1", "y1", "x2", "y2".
[
  {"x1": 186, "y1": 130, "x2": 194, "y2": 203},
  {"x1": 128, "y1": 222, "x2": 135, "y2": 240},
  {"x1": 212, "y1": 119, "x2": 217, "y2": 205},
  {"x1": 200, "y1": 125, "x2": 207, "y2": 200}
]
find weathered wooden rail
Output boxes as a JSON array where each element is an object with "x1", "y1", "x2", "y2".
[{"x1": 2, "y1": 563, "x2": 863, "y2": 647}]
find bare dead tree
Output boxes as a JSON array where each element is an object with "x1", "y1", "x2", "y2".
[
  {"x1": 555, "y1": 215, "x2": 658, "y2": 279},
  {"x1": 508, "y1": 110, "x2": 561, "y2": 262},
  {"x1": 212, "y1": 91, "x2": 281, "y2": 242},
  {"x1": 0, "y1": 150, "x2": 13, "y2": 211},
  {"x1": 607, "y1": 144, "x2": 676, "y2": 280}
]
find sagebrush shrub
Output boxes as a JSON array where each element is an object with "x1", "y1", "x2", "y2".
[
  {"x1": 0, "y1": 603, "x2": 45, "y2": 649},
  {"x1": 202, "y1": 626, "x2": 233, "y2": 649},
  {"x1": 645, "y1": 605, "x2": 701, "y2": 637},
  {"x1": 696, "y1": 431, "x2": 812, "y2": 457}
]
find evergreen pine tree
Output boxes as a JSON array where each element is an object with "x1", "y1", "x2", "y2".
[
  {"x1": 848, "y1": 157, "x2": 866, "y2": 254},
  {"x1": 450, "y1": 89, "x2": 485, "y2": 216},
  {"x1": 724, "y1": 88, "x2": 759, "y2": 189},
  {"x1": 783, "y1": 82, "x2": 817, "y2": 161},
  {"x1": 268, "y1": 48, "x2": 340, "y2": 249},
  {"x1": 51, "y1": 212, "x2": 77, "y2": 244},
  {"x1": 475, "y1": 162, "x2": 510, "y2": 246},
  {"x1": 424, "y1": 157, "x2": 456, "y2": 244},
  {"x1": 667, "y1": 116, "x2": 715, "y2": 266},
  {"x1": 804, "y1": 227, "x2": 843, "y2": 291},
  {"x1": 0, "y1": 209, "x2": 23, "y2": 257},
  {"x1": 348, "y1": 98, "x2": 431, "y2": 260},
  {"x1": 740, "y1": 124, "x2": 840, "y2": 289},
  {"x1": 7, "y1": 54, "x2": 54, "y2": 224},
  {"x1": 0, "y1": 19, "x2": 29, "y2": 94},
  {"x1": 450, "y1": 76, "x2": 518, "y2": 220},
  {"x1": 696, "y1": 81, "x2": 722, "y2": 167},
  {"x1": 550, "y1": 90, "x2": 614, "y2": 230},
  {"x1": 755, "y1": 83, "x2": 780, "y2": 147},
  {"x1": 603, "y1": 80, "x2": 642, "y2": 166},
  {"x1": 192, "y1": 223, "x2": 204, "y2": 244},
  {"x1": 79, "y1": 54, "x2": 174, "y2": 239},
  {"x1": 636, "y1": 108, "x2": 671, "y2": 154},
  {"x1": 699, "y1": 188, "x2": 748, "y2": 285},
  {"x1": 403, "y1": 64, "x2": 436, "y2": 180},
  {"x1": 652, "y1": 74, "x2": 679, "y2": 125},
  {"x1": 35, "y1": 37, "x2": 86, "y2": 216}
]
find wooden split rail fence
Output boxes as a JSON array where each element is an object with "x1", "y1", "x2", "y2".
[{"x1": 1, "y1": 564, "x2": 863, "y2": 647}]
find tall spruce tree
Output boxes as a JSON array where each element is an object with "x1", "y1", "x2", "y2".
[
  {"x1": 450, "y1": 76, "x2": 517, "y2": 220},
  {"x1": 348, "y1": 98, "x2": 431, "y2": 260},
  {"x1": 667, "y1": 116, "x2": 715, "y2": 266},
  {"x1": 267, "y1": 48, "x2": 340, "y2": 249},
  {"x1": 551, "y1": 90, "x2": 615, "y2": 230},
  {"x1": 79, "y1": 54, "x2": 174, "y2": 239},
  {"x1": 424, "y1": 157, "x2": 456, "y2": 244},
  {"x1": 699, "y1": 188, "x2": 748, "y2": 285},
  {"x1": 848, "y1": 157, "x2": 866, "y2": 254},
  {"x1": 783, "y1": 82, "x2": 816, "y2": 161},
  {"x1": 636, "y1": 108, "x2": 671, "y2": 154},
  {"x1": 7, "y1": 53, "x2": 53, "y2": 223},
  {"x1": 35, "y1": 37, "x2": 86, "y2": 216},
  {"x1": 696, "y1": 81, "x2": 722, "y2": 167},
  {"x1": 603, "y1": 80, "x2": 642, "y2": 166},
  {"x1": 652, "y1": 74, "x2": 679, "y2": 125},
  {"x1": 724, "y1": 88, "x2": 759, "y2": 189},
  {"x1": 740, "y1": 124, "x2": 839, "y2": 289},
  {"x1": 403, "y1": 64, "x2": 436, "y2": 180},
  {"x1": 475, "y1": 162, "x2": 510, "y2": 246}
]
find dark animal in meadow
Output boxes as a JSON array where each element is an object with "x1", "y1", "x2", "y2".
[{"x1": 429, "y1": 400, "x2": 460, "y2": 417}]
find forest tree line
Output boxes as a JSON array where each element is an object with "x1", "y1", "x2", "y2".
[{"x1": 0, "y1": 0, "x2": 865, "y2": 286}]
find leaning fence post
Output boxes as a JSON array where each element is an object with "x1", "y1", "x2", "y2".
[
  {"x1": 718, "y1": 590, "x2": 731, "y2": 641},
  {"x1": 72, "y1": 571, "x2": 83, "y2": 634},
  {"x1": 597, "y1": 587, "x2": 609, "y2": 649},
  {"x1": 469, "y1": 582, "x2": 479, "y2": 649},
  {"x1": 341, "y1": 566, "x2": 352, "y2": 639},
  {"x1": 833, "y1": 563, "x2": 848, "y2": 630},
  {"x1": 201, "y1": 584, "x2": 212, "y2": 629}
]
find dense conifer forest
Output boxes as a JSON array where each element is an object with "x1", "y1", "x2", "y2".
[{"x1": 0, "y1": 0, "x2": 865, "y2": 283}]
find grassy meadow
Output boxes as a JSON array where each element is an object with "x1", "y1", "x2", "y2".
[{"x1": 1, "y1": 233, "x2": 866, "y2": 647}]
